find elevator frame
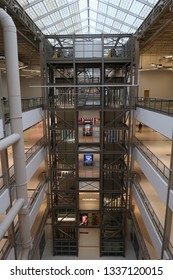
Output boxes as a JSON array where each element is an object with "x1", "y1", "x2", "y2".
[{"x1": 45, "y1": 34, "x2": 136, "y2": 257}]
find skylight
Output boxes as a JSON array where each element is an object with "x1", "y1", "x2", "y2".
[{"x1": 17, "y1": 0, "x2": 159, "y2": 35}]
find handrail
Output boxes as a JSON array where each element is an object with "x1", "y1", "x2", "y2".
[
  {"x1": 0, "y1": 136, "x2": 46, "y2": 191},
  {"x1": 29, "y1": 206, "x2": 49, "y2": 259},
  {"x1": 136, "y1": 97, "x2": 173, "y2": 116},
  {"x1": 133, "y1": 179, "x2": 164, "y2": 239},
  {"x1": 167, "y1": 240, "x2": 173, "y2": 259},
  {"x1": 134, "y1": 137, "x2": 170, "y2": 181},
  {"x1": 25, "y1": 136, "x2": 46, "y2": 164},
  {"x1": 131, "y1": 211, "x2": 151, "y2": 259},
  {"x1": 29, "y1": 176, "x2": 48, "y2": 210},
  {"x1": 21, "y1": 97, "x2": 43, "y2": 112},
  {"x1": 0, "y1": 220, "x2": 19, "y2": 260},
  {"x1": 0, "y1": 176, "x2": 49, "y2": 260},
  {"x1": 0, "y1": 97, "x2": 43, "y2": 121},
  {"x1": 0, "y1": 239, "x2": 11, "y2": 260},
  {"x1": 133, "y1": 178, "x2": 173, "y2": 259}
]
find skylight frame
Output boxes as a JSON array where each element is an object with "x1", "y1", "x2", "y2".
[{"x1": 16, "y1": 0, "x2": 159, "y2": 35}]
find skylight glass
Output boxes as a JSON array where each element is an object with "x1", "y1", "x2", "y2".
[
  {"x1": 112, "y1": 21, "x2": 122, "y2": 29},
  {"x1": 35, "y1": 20, "x2": 44, "y2": 29},
  {"x1": 50, "y1": 11, "x2": 62, "y2": 22},
  {"x1": 103, "y1": 26, "x2": 111, "y2": 34},
  {"x1": 80, "y1": 11, "x2": 88, "y2": 19},
  {"x1": 107, "y1": 6, "x2": 117, "y2": 17},
  {"x1": 119, "y1": 0, "x2": 131, "y2": 10},
  {"x1": 125, "y1": 14, "x2": 136, "y2": 26},
  {"x1": 60, "y1": 7, "x2": 70, "y2": 18},
  {"x1": 105, "y1": 17, "x2": 113, "y2": 27},
  {"x1": 98, "y1": 2, "x2": 108, "y2": 14},
  {"x1": 17, "y1": 0, "x2": 159, "y2": 35},
  {"x1": 109, "y1": 0, "x2": 121, "y2": 5},
  {"x1": 116, "y1": 10, "x2": 126, "y2": 21},
  {"x1": 130, "y1": 1, "x2": 144, "y2": 14},
  {"x1": 30, "y1": 3, "x2": 47, "y2": 16},
  {"x1": 25, "y1": 7, "x2": 37, "y2": 19},
  {"x1": 97, "y1": 14, "x2": 106, "y2": 23},
  {"x1": 79, "y1": 0, "x2": 87, "y2": 10},
  {"x1": 90, "y1": 0, "x2": 98, "y2": 10},
  {"x1": 64, "y1": 18, "x2": 73, "y2": 27}
]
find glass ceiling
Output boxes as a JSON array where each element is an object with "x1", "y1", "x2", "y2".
[{"x1": 17, "y1": 0, "x2": 159, "y2": 35}]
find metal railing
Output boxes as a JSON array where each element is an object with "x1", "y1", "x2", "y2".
[
  {"x1": 0, "y1": 136, "x2": 46, "y2": 191},
  {"x1": 29, "y1": 206, "x2": 49, "y2": 259},
  {"x1": 133, "y1": 178, "x2": 173, "y2": 259},
  {"x1": 0, "y1": 176, "x2": 49, "y2": 260},
  {"x1": 0, "y1": 136, "x2": 47, "y2": 259},
  {"x1": 29, "y1": 176, "x2": 48, "y2": 211},
  {"x1": 136, "y1": 97, "x2": 173, "y2": 116},
  {"x1": 21, "y1": 97, "x2": 43, "y2": 111},
  {"x1": 0, "y1": 97, "x2": 43, "y2": 120},
  {"x1": 0, "y1": 239, "x2": 11, "y2": 260},
  {"x1": 134, "y1": 137, "x2": 170, "y2": 181},
  {"x1": 25, "y1": 136, "x2": 46, "y2": 164},
  {"x1": 131, "y1": 211, "x2": 151, "y2": 259},
  {"x1": 0, "y1": 220, "x2": 19, "y2": 260},
  {"x1": 167, "y1": 240, "x2": 173, "y2": 259},
  {"x1": 133, "y1": 179, "x2": 164, "y2": 239}
]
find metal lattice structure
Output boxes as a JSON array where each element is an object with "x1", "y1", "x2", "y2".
[{"x1": 45, "y1": 34, "x2": 136, "y2": 257}]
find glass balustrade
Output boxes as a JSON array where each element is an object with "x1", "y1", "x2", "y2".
[{"x1": 136, "y1": 97, "x2": 173, "y2": 115}]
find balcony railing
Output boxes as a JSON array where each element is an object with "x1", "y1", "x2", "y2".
[
  {"x1": 0, "y1": 136, "x2": 46, "y2": 191},
  {"x1": 133, "y1": 178, "x2": 173, "y2": 259},
  {"x1": 134, "y1": 137, "x2": 170, "y2": 181},
  {"x1": 131, "y1": 211, "x2": 151, "y2": 259},
  {"x1": 133, "y1": 179, "x2": 164, "y2": 239},
  {"x1": 29, "y1": 176, "x2": 48, "y2": 211},
  {"x1": 0, "y1": 97, "x2": 43, "y2": 120},
  {"x1": 136, "y1": 97, "x2": 173, "y2": 116},
  {"x1": 0, "y1": 176, "x2": 48, "y2": 260},
  {"x1": 0, "y1": 239, "x2": 11, "y2": 260},
  {"x1": 25, "y1": 136, "x2": 46, "y2": 164}
]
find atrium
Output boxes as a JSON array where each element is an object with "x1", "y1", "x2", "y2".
[{"x1": 0, "y1": 0, "x2": 173, "y2": 260}]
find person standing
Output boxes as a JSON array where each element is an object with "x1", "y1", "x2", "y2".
[{"x1": 138, "y1": 122, "x2": 142, "y2": 133}]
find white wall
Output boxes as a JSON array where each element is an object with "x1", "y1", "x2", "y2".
[
  {"x1": 138, "y1": 70, "x2": 173, "y2": 98},
  {"x1": 134, "y1": 107, "x2": 173, "y2": 139},
  {"x1": 22, "y1": 108, "x2": 44, "y2": 130}
]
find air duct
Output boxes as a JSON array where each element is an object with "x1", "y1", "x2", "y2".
[
  {"x1": 0, "y1": 133, "x2": 20, "y2": 151},
  {"x1": 0, "y1": 8, "x2": 32, "y2": 259},
  {"x1": 0, "y1": 198, "x2": 24, "y2": 240}
]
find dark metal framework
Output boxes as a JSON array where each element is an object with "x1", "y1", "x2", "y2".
[{"x1": 45, "y1": 34, "x2": 136, "y2": 257}]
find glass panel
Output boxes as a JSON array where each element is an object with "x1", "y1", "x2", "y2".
[{"x1": 17, "y1": 0, "x2": 159, "y2": 34}]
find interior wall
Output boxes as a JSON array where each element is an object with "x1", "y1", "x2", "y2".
[
  {"x1": 1, "y1": 74, "x2": 7, "y2": 98},
  {"x1": 20, "y1": 77, "x2": 41, "y2": 98},
  {"x1": 138, "y1": 70, "x2": 173, "y2": 98},
  {"x1": 1, "y1": 74, "x2": 41, "y2": 98}
]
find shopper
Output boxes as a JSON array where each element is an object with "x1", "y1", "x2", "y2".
[{"x1": 138, "y1": 122, "x2": 143, "y2": 133}]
